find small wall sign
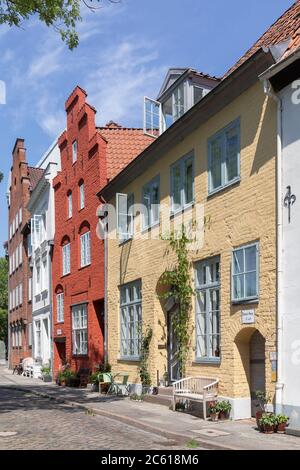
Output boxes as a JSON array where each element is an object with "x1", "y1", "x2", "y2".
[
  {"x1": 57, "y1": 329, "x2": 62, "y2": 336},
  {"x1": 241, "y1": 309, "x2": 255, "y2": 324}
]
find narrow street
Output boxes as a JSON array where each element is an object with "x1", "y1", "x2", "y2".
[{"x1": 0, "y1": 387, "x2": 190, "y2": 450}]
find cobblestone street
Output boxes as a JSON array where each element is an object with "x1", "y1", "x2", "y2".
[{"x1": 0, "y1": 387, "x2": 187, "y2": 450}]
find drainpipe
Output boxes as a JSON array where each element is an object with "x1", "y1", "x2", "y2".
[
  {"x1": 97, "y1": 198, "x2": 108, "y2": 367},
  {"x1": 263, "y1": 79, "x2": 284, "y2": 413}
]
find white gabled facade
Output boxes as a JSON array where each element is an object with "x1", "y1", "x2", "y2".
[
  {"x1": 27, "y1": 141, "x2": 61, "y2": 368},
  {"x1": 262, "y1": 49, "x2": 300, "y2": 434}
]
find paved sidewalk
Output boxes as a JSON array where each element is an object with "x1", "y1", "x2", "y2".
[{"x1": 1, "y1": 366, "x2": 300, "y2": 450}]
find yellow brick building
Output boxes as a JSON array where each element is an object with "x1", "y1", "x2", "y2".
[{"x1": 99, "y1": 49, "x2": 278, "y2": 419}]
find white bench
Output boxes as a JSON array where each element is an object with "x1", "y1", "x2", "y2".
[{"x1": 172, "y1": 376, "x2": 219, "y2": 420}]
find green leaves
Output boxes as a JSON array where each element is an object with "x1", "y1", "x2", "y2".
[
  {"x1": 160, "y1": 225, "x2": 194, "y2": 376},
  {"x1": 0, "y1": 1, "x2": 118, "y2": 49}
]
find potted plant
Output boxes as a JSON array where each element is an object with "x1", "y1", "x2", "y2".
[
  {"x1": 217, "y1": 400, "x2": 232, "y2": 420},
  {"x1": 255, "y1": 390, "x2": 272, "y2": 431},
  {"x1": 259, "y1": 413, "x2": 276, "y2": 434},
  {"x1": 208, "y1": 401, "x2": 219, "y2": 421},
  {"x1": 275, "y1": 414, "x2": 289, "y2": 434},
  {"x1": 175, "y1": 401, "x2": 186, "y2": 412},
  {"x1": 89, "y1": 372, "x2": 100, "y2": 392},
  {"x1": 130, "y1": 393, "x2": 144, "y2": 402},
  {"x1": 56, "y1": 371, "x2": 66, "y2": 386},
  {"x1": 41, "y1": 365, "x2": 52, "y2": 382}
]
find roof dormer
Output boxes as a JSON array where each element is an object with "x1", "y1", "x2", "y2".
[{"x1": 143, "y1": 68, "x2": 220, "y2": 137}]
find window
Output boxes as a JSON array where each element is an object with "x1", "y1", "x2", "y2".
[
  {"x1": 31, "y1": 214, "x2": 44, "y2": 248},
  {"x1": 28, "y1": 234, "x2": 32, "y2": 257},
  {"x1": 19, "y1": 243, "x2": 22, "y2": 265},
  {"x1": 9, "y1": 224, "x2": 12, "y2": 240},
  {"x1": 62, "y1": 243, "x2": 71, "y2": 275},
  {"x1": 68, "y1": 192, "x2": 72, "y2": 218},
  {"x1": 172, "y1": 83, "x2": 185, "y2": 121},
  {"x1": 232, "y1": 242, "x2": 259, "y2": 302},
  {"x1": 19, "y1": 283, "x2": 23, "y2": 305},
  {"x1": 208, "y1": 119, "x2": 240, "y2": 194},
  {"x1": 19, "y1": 207, "x2": 22, "y2": 225},
  {"x1": 79, "y1": 182, "x2": 85, "y2": 210},
  {"x1": 36, "y1": 262, "x2": 41, "y2": 294},
  {"x1": 15, "y1": 247, "x2": 19, "y2": 268},
  {"x1": 18, "y1": 326, "x2": 22, "y2": 348},
  {"x1": 42, "y1": 257, "x2": 47, "y2": 291},
  {"x1": 9, "y1": 257, "x2": 12, "y2": 275},
  {"x1": 57, "y1": 293, "x2": 64, "y2": 323},
  {"x1": 142, "y1": 176, "x2": 160, "y2": 229},
  {"x1": 193, "y1": 86, "x2": 204, "y2": 105},
  {"x1": 72, "y1": 304, "x2": 87, "y2": 355},
  {"x1": 170, "y1": 153, "x2": 194, "y2": 213},
  {"x1": 28, "y1": 323, "x2": 33, "y2": 347},
  {"x1": 195, "y1": 257, "x2": 220, "y2": 362},
  {"x1": 15, "y1": 212, "x2": 18, "y2": 229},
  {"x1": 28, "y1": 277, "x2": 32, "y2": 302},
  {"x1": 80, "y1": 231, "x2": 91, "y2": 267},
  {"x1": 143, "y1": 97, "x2": 162, "y2": 137},
  {"x1": 72, "y1": 140, "x2": 77, "y2": 163},
  {"x1": 120, "y1": 280, "x2": 142, "y2": 358},
  {"x1": 12, "y1": 218, "x2": 15, "y2": 235},
  {"x1": 116, "y1": 193, "x2": 134, "y2": 242},
  {"x1": 35, "y1": 320, "x2": 41, "y2": 358},
  {"x1": 11, "y1": 327, "x2": 15, "y2": 348}
]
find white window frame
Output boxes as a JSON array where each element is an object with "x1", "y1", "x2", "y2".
[
  {"x1": 195, "y1": 257, "x2": 221, "y2": 362},
  {"x1": 143, "y1": 96, "x2": 162, "y2": 137},
  {"x1": 35, "y1": 320, "x2": 41, "y2": 358},
  {"x1": 68, "y1": 192, "x2": 72, "y2": 219},
  {"x1": 19, "y1": 207, "x2": 22, "y2": 225},
  {"x1": 208, "y1": 118, "x2": 240, "y2": 194},
  {"x1": 172, "y1": 82, "x2": 185, "y2": 122},
  {"x1": 31, "y1": 214, "x2": 43, "y2": 249},
  {"x1": 72, "y1": 140, "x2": 78, "y2": 163},
  {"x1": 19, "y1": 283, "x2": 23, "y2": 305},
  {"x1": 80, "y1": 231, "x2": 91, "y2": 268},
  {"x1": 232, "y1": 242, "x2": 259, "y2": 303},
  {"x1": 120, "y1": 280, "x2": 142, "y2": 359},
  {"x1": 79, "y1": 182, "x2": 85, "y2": 210},
  {"x1": 19, "y1": 243, "x2": 23, "y2": 265},
  {"x1": 62, "y1": 243, "x2": 71, "y2": 276},
  {"x1": 28, "y1": 323, "x2": 33, "y2": 347},
  {"x1": 116, "y1": 193, "x2": 134, "y2": 243},
  {"x1": 142, "y1": 175, "x2": 160, "y2": 230},
  {"x1": 170, "y1": 152, "x2": 194, "y2": 214},
  {"x1": 72, "y1": 304, "x2": 88, "y2": 356},
  {"x1": 57, "y1": 293, "x2": 64, "y2": 323},
  {"x1": 28, "y1": 277, "x2": 32, "y2": 302}
]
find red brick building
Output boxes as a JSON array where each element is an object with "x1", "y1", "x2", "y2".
[
  {"x1": 52, "y1": 86, "x2": 153, "y2": 375},
  {"x1": 7, "y1": 139, "x2": 43, "y2": 368}
]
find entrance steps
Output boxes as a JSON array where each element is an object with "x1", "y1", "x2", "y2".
[{"x1": 143, "y1": 387, "x2": 173, "y2": 408}]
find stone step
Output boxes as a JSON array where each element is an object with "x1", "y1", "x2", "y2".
[
  {"x1": 143, "y1": 394, "x2": 172, "y2": 408},
  {"x1": 157, "y1": 386, "x2": 173, "y2": 396}
]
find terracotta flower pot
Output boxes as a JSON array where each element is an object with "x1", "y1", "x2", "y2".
[
  {"x1": 262, "y1": 424, "x2": 274, "y2": 434},
  {"x1": 277, "y1": 423, "x2": 287, "y2": 434},
  {"x1": 219, "y1": 410, "x2": 229, "y2": 421},
  {"x1": 210, "y1": 412, "x2": 219, "y2": 422},
  {"x1": 256, "y1": 411, "x2": 263, "y2": 431}
]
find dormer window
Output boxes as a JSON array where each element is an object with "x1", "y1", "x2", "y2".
[{"x1": 144, "y1": 68, "x2": 219, "y2": 138}]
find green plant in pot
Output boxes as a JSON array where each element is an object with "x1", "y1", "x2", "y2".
[
  {"x1": 275, "y1": 414, "x2": 289, "y2": 434},
  {"x1": 89, "y1": 372, "x2": 100, "y2": 392},
  {"x1": 255, "y1": 390, "x2": 272, "y2": 431},
  {"x1": 259, "y1": 413, "x2": 276, "y2": 434},
  {"x1": 216, "y1": 400, "x2": 232, "y2": 420},
  {"x1": 41, "y1": 365, "x2": 52, "y2": 382},
  {"x1": 208, "y1": 401, "x2": 219, "y2": 422}
]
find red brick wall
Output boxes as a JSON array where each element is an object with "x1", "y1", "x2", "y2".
[
  {"x1": 8, "y1": 139, "x2": 33, "y2": 368},
  {"x1": 52, "y1": 87, "x2": 107, "y2": 376}
]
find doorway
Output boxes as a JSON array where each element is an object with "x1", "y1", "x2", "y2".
[
  {"x1": 250, "y1": 330, "x2": 266, "y2": 416},
  {"x1": 167, "y1": 309, "x2": 180, "y2": 383}
]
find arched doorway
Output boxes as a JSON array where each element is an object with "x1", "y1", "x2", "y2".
[{"x1": 234, "y1": 328, "x2": 266, "y2": 417}]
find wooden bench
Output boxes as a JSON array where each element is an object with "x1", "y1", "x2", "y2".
[{"x1": 172, "y1": 376, "x2": 219, "y2": 420}]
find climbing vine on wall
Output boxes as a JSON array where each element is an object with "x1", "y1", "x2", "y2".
[
  {"x1": 160, "y1": 225, "x2": 194, "y2": 376},
  {"x1": 139, "y1": 326, "x2": 153, "y2": 386}
]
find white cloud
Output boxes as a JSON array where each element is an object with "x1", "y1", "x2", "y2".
[{"x1": 27, "y1": 46, "x2": 64, "y2": 79}]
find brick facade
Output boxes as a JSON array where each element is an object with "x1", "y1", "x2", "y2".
[{"x1": 7, "y1": 139, "x2": 42, "y2": 368}]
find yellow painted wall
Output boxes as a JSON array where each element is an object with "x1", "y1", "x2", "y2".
[{"x1": 106, "y1": 81, "x2": 277, "y2": 400}]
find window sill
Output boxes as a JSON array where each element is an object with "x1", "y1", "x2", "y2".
[
  {"x1": 170, "y1": 201, "x2": 194, "y2": 218},
  {"x1": 62, "y1": 272, "x2": 71, "y2": 278},
  {"x1": 193, "y1": 358, "x2": 221, "y2": 365},
  {"x1": 56, "y1": 320, "x2": 64, "y2": 324},
  {"x1": 208, "y1": 177, "x2": 240, "y2": 198},
  {"x1": 118, "y1": 236, "x2": 133, "y2": 247},
  {"x1": 118, "y1": 356, "x2": 141, "y2": 363},
  {"x1": 141, "y1": 221, "x2": 160, "y2": 234},
  {"x1": 72, "y1": 354, "x2": 88, "y2": 358},
  {"x1": 232, "y1": 298, "x2": 259, "y2": 306},
  {"x1": 79, "y1": 263, "x2": 91, "y2": 271}
]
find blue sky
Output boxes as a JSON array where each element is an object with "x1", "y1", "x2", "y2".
[{"x1": 0, "y1": 0, "x2": 294, "y2": 255}]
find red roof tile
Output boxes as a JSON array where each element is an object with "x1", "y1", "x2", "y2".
[
  {"x1": 28, "y1": 167, "x2": 44, "y2": 191},
  {"x1": 225, "y1": 1, "x2": 300, "y2": 77},
  {"x1": 97, "y1": 126, "x2": 154, "y2": 180}
]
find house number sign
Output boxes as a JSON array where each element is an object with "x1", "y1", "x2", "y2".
[
  {"x1": 241, "y1": 309, "x2": 255, "y2": 324},
  {"x1": 57, "y1": 329, "x2": 62, "y2": 336}
]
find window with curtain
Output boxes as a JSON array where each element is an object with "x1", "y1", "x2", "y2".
[
  {"x1": 57, "y1": 292, "x2": 64, "y2": 323},
  {"x1": 195, "y1": 257, "x2": 220, "y2": 361},
  {"x1": 62, "y1": 242, "x2": 71, "y2": 275},
  {"x1": 72, "y1": 304, "x2": 88, "y2": 355},
  {"x1": 120, "y1": 280, "x2": 142, "y2": 358},
  {"x1": 208, "y1": 119, "x2": 240, "y2": 194},
  {"x1": 232, "y1": 242, "x2": 259, "y2": 302}
]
